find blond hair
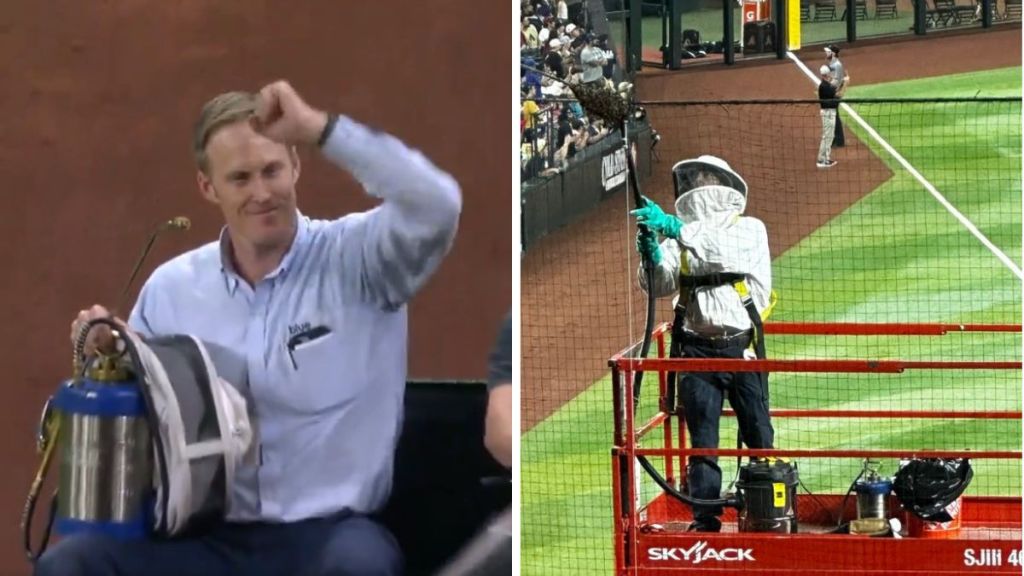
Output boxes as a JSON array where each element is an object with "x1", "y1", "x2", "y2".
[{"x1": 193, "y1": 91, "x2": 257, "y2": 173}]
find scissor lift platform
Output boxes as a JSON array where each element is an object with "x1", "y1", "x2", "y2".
[{"x1": 608, "y1": 322, "x2": 1023, "y2": 575}]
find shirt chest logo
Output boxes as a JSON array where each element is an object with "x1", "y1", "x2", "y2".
[{"x1": 288, "y1": 322, "x2": 312, "y2": 336}]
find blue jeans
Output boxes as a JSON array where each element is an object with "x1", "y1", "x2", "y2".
[
  {"x1": 34, "y1": 514, "x2": 402, "y2": 576},
  {"x1": 678, "y1": 337, "x2": 775, "y2": 523}
]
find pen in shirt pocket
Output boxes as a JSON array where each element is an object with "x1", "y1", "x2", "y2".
[{"x1": 286, "y1": 325, "x2": 332, "y2": 370}]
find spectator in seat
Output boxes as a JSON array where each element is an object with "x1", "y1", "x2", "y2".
[
  {"x1": 521, "y1": 58, "x2": 543, "y2": 99},
  {"x1": 521, "y1": 16, "x2": 539, "y2": 50},
  {"x1": 596, "y1": 34, "x2": 617, "y2": 79},
  {"x1": 538, "y1": 16, "x2": 556, "y2": 45},
  {"x1": 587, "y1": 118, "x2": 610, "y2": 144},
  {"x1": 555, "y1": 109, "x2": 573, "y2": 150},
  {"x1": 553, "y1": 20, "x2": 568, "y2": 46},
  {"x1": 521, "y1": 87, "x2": 541, "y2": 135},
  {"x1": 566, "y1": 97, "x2": 584, "y2": 121},
  {"x1": 557, "y1": 0, "x2": 569, "y2": 20},
  {"x1": 569, "y1": 119, "x2": 589, "y2": 155},
  {"x1": 534, "y1": 0, "x2": 553, "y2": 19},
  {"x1": 521, "y1": 129, "x2": 548, "y2": 180},
  {"x1": 545, "y1": 38, "x2": 566, "y2": 79},
  {"x1": 580, "y1": 34, "x2": 607, "y2": 86},
  {"x1": 568, "y1": 24, "x2": 586, "y2": 53}
]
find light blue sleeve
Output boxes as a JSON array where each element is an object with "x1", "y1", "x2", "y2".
[
  {"x1": 318, "y1": 115, "x2": 463, "y2": 310},
  {"x1": 127, "y1": 278, "x2": 159, "y2": 338}
]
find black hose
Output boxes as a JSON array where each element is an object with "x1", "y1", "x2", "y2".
[
  {"x1": 22, "y1": 395, "x2": 61, "y2": 561},
  {"x1": 797, "y1": 477, "x2": 838, "y2": 528},
  {"x1": 628, "y1": 140, "x2": 656, "y2": 412},
  {"x1": 836, "y1": 469, "x2": 866, "y2": 529},
  {"x1": 21, "y1": 487, "x2": 56, "y2": 562},
  {"x1": 636, "y1": 455, "x2": 741, "y2": 509}
]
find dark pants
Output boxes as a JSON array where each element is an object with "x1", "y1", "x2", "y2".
[
  {"x1": 677, "y1": 336, "x2": 775, "y2": 523},
  {"x1": 833, "y1": 108, "x2": 846, "y2": 147},
  {"x1": 34, "y1": 513, "x2": 402, "y2": 576}
]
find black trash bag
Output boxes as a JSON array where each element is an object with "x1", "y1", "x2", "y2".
[{"x1": 893, "y1": 458, "x2": 973, "y2": 522}]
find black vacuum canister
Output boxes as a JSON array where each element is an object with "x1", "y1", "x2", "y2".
[{"x1": 735, "y1": 459, "x2": 799, "y2": 533}]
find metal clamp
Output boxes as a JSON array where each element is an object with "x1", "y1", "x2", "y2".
[{"x1": 35, "y1": 397, "x2": 55, "y2": 455}]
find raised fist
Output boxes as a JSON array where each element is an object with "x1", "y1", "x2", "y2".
[{"x1": 250, "y1": 80, "x2": 329, "y2": 146}]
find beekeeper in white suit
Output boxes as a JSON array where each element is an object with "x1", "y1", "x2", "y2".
[{"x1": 632, "y1": 154, "x2": 776, "y2": 533}]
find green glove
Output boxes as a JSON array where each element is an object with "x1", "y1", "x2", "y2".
[
  {"x1": 635, "y1": 228, "x2": 661, "y2": 266},
  {"x1": 630, "y1": 196, "x2": 683, "y2": 239}
]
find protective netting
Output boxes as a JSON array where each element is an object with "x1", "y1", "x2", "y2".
[{"x1": 521, "y1": 98, "x2": 1021, "y2": 575}]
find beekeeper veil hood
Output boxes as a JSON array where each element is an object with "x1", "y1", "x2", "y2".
[{"x1": 671, "y1": 155, "x2": 748, "y2": 223}]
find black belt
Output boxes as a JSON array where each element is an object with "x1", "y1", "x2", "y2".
[
  {"x1": 678, "y1": 272, "x2": 747, "y2": 290},
  {"x1": 679, "y1": 330, "x2": 752, "y2": 350}
]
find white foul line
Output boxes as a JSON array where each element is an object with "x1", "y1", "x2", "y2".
[{"x1": 787, "y1": 51, "x2": 1023, "y2": 281}]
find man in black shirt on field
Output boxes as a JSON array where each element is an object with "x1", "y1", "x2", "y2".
[{"x1": 817, "y1": 65, "x2": 838, "y2": 169}]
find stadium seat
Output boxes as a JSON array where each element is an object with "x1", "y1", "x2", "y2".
[
  {"x1": 800, "y1": 0, "x2": 812, "y2": 20},
  {"x1": 1005, "y1": 0, "x2": 1021, "y2": 18},
  {"x1": 813, "y1": 0, "x2": 838, "y2": 20},
  {"x1": 876, "y1": 0, "x2": 899, "y2": 17},
  {"x1": 841, "y1": 0, "x2": 869, "y2": 20},
  {"x1": 926, "y1": 0, "x2": 959, "y2": 25},
  {"x1": 743, "y1": 21, "x2": 776, "y2": 53},
  {"x1": 379, "y1": 380, "x2": 512, "y2": 576}
]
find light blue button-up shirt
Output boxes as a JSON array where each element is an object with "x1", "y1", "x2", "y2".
[{"x1": 127, "y1": 115, "x2": 461, "y2": 522}]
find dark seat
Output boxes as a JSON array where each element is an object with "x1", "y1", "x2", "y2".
[
  {"x1": 841, "y1": 0, "x2": 869, "y2": 19},
  {"x1": 876, "y1": 0, "x2": 898, "y2": 18},
  {"x1": 927, "y1": 0, "x2": 960, "y2": 25},
  {"x1": 988, "y1": 0, "x2": 1002, "y2": 20},
  {"x1": 951, "y1": 0, "x2": 980, "y2": 21},
  {"x1": 814, "y1": 0, "x2": 838, "y2": 20},
  {"x1": 743, "y1": 21, "x2": 776, "y2": 53},
  {"x1": 800, "y1": 0, "x2": 812, "y2": 20},
  {"x1": 380, "y1": 380, "x2": 511, "y2": 576},
  {"x1": 1005, "y1": 0, "x2": 1021, "y2": 18}
]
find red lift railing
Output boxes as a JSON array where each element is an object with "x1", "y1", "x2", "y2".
[{"x1": 608, "y1": 322, "x2": 1022, "y2": 575}]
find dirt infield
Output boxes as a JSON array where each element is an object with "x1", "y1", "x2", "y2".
[
  {"x1": 2, "y1": 2, "x2": 510, "y2": 573},
  {"x1": 522, "y1": 26, "x2": 1022, "y2": 431}
]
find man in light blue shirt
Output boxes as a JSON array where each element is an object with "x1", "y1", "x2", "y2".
[{"x1": 46, "y1": 80, "x2": 461, "y2": 576}]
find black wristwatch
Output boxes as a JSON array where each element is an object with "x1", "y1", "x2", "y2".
[{"x1": 317, "y1": 113, "x2": 340, "y2": 148}]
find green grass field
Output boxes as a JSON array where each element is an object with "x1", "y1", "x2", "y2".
[{"x1": 521, "y1": 67, "x2": 1022, "y2": 576}]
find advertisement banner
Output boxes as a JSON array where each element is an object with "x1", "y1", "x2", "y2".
[{"x1": 602, "y1": 146, "x2": 627, "y2": 191}]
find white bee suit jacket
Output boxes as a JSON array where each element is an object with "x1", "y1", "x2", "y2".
[
  {"x1": 122, "y1": 331, "x2": 255, "y2": 536},
  {"x1": 637, "y1": 184, "x2": 772, "y2": 339}
]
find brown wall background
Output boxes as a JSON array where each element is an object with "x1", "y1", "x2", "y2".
[{"x1": 1, "y1": 2, "x2": 512, "y2": 572}]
